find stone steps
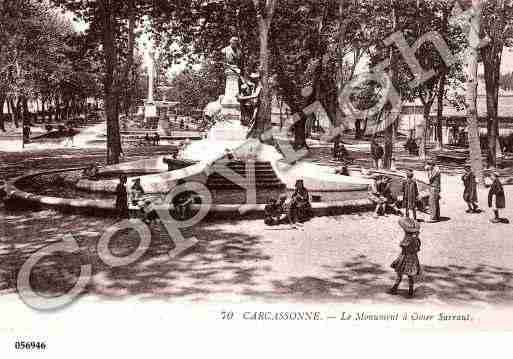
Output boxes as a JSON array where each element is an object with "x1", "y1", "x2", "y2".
[{"x1": 206, "y1": 161, "x2": 285, "y2": 190}]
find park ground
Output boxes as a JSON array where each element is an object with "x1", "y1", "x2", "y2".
[{"x1": 1, "y1": 138, "x2": 513, "y2": 308}]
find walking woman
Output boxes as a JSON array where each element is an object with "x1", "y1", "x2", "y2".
[
  {"x1": 115, "y1": 175, "x2": 129, "y2": 219},
  {"x1": 402, "y1": 170, "x2": 419, "y2": 220},
  {"x1": 462, "y1": 165, "x2": 479, "y2": 213},
  {"x1": 389, "y1": 218, "x2": 422, "y2": 298},
  {"x1": 488, "y1": 171, "x2": 506, "y2": 223}
]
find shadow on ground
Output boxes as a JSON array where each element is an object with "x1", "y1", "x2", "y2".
[{"x1": 2, "y1": 210, "x2": 513, "y2": 306}]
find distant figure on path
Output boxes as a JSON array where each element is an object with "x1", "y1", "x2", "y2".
[
  {"x1": 115, "y1": 175, "x2": 129, "y2": 219},
  {"x1": 402, "y1": 170, "x2": 419, "y2": 220},
  {"x1": 462, "y1": 165, "x2": 479, "y2": 213},
  {"x1": 153, "y1": 132, "x2": 160, "y2": 146},
  {"x1": 144, "y1": 133, "x2": 151, "y2": 145},
  {"x1": 389, "y1": 218, "x2": 422, "y2": 298},
  {"x1": 426, "y1": 161, "x2": 441, "y2": 223},
  {"x1": 23, "y1": 125, "x2": 31, "y2": 143},
  {"x1": 488, "y1": 171, "x2": 506, "y2": 223},
  {"x1": 66, "y1": 126, "x2": 75, "y2": 147}
]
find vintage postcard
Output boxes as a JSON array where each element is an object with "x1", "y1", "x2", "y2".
[{"x1": 1, "y1": 0, "x2": 513, "y2": 356}]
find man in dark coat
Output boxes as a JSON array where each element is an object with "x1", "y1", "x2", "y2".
[
  {"x1": 462, "y1": 165, "x2": 478, "y2": 213},
  {"x1": 426, "y1": 161, "x2": 441, "y2": 223},
  {"x1": 115, "y1": 175, "x2": 129, "y2": 219},
  {"x1": 488, "y1": 171, "x2": 506, "y2": 223},
  {"x1": 402, "y1": 170, "x2": 419, "y2": 220}
]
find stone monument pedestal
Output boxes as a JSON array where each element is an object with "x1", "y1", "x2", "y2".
[
  {"x1": 221, "y1": 69, "x2": 241, "y2": 121},
  {"x1": 158, "y1": 118, "x2": 171, "y2": 136}
]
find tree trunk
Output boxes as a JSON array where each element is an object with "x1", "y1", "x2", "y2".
[
  {"x1": 485, "y1": 79, "x2": 499, "y2": 168},
  {"x1": 101, "y1": 0, "x2": 122, "y2": 164},
  {"x1": 251, "y1": 0, "x2": 277, "y2": 139},
  {"x1": 466, "y1": 0, "x2": 485, "y2": 185},
  {"x1": 436, "y1": 75, "x2": 445, "y2": 150},
  {"x1": 0, "y1": 93, "x2": 6, "y2": 132},
  {"x1": 22, "y1": 97, "x2": 30, "y2": 126},
  {"x1": 254, "y1": 17, "x2": 271, "y2": 137},
  {"x1": 383, "y1": 125, "x2": 394, "y2": 169},
  {"x1": 123, "y1": 0, "x2": 136, "y2": 118}
]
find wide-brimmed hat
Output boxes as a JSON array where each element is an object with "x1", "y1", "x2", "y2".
[{"x1": 398, "y1": 218, "x2": 420, "y2": 233}]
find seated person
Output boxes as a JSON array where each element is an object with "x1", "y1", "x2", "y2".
[
  {"x1": 335, "y1": 165, "x2": 350, "y2": 176},
  {"x1": 368, "y1": 175, "x2": 386, "y2": 218},
  {"x1": 335, "y1": 143, "x2": 349, "y2": 161},
  {"x1": 381, "y1": 176, "x2": 402, "y2": 216},
  {"x1": 224, "y1": 148, "x2": 236, "y2": 161},
  {"x1": 130, "y1": 178, "x2": 146, "y2": 207},
  {"x1": 264, "y1": 195, "x2": 287, "y2": 226},
  {"x1": 289, "y1": 179, "x2": 313, "y2": 223},
  {"x1": 82, "y1": 163, "x2": 99, "y2": 180},
  {"x1": 172, "y1": 179, "x2": 197, "y2": 220}
]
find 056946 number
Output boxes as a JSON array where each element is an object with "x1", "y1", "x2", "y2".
[{"x1": 14, "y1": 341, "x2": 47, "y2": 351}]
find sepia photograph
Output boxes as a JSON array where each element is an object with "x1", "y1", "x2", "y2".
[{"x1": 1, "y1": 0, "x2": 513, "y2": 356}]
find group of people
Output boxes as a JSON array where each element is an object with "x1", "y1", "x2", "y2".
[
  {"x1": 144, "y1": 132, "x2": 160, "y2": 146},
  {"x1": 264, "y1": 179, "x2": 313, "y2": 227},
  {"x1": 368, "y1": 174, "x2": 403, "y2": 218},
  {"x1": 461, "y1": 165, "x2": 506, "y2": 223},
  {"x1": 115, "y1": 176, "x2": 197, "y2": 223}
]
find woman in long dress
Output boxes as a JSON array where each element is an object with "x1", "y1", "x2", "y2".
[{"x1": 288, "y1": 180, "x2": 312, "y2": 224}]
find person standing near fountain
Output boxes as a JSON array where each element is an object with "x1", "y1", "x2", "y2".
[
  {"x1": 402, "y1": 170, "x2": 419, "y2": 220},
  {"x1": 462, "y1": 165, "x2": 479, "y2": 213},
  {"x1": 488, "y1": 171, "x2": 506, "y2": 223},
  {"x1": 115, "y1": 175, "x2": 129, "y2": 219},
  {"x1": 426, "y1": 161, "x2": 441, "y2": 223}
]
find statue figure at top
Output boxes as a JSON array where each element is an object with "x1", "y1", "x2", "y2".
[{"x1": 221, "y1": 37, "x2": 242, "y2": 72}]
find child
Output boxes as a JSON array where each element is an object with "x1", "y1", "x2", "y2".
[
  {"x1": 488, "y1": 171, "x2": 505, "y2": 223},
  {"x1": 462, "y1": 165, "x2": 479, "y2": 213},
  {"x1": 389, "y1": 218, "x2": 422, "y2": 298}
]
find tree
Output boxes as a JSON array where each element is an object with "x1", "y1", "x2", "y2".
[
  {"x1": 52, "y1": 0, "x2": 151, "y2": 164},
  {"x1": 481, "y1": 0, "x2": 513, "y2": 168},
  {"x1": 465, "y1": 0, "x2": 486, "y2": 184}
]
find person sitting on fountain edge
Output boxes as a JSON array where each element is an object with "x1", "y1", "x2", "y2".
[
  {"x1": 381, "y1": 176, "x2": 402, "y2": 216},
  {"x1": 264, "y1": 195, "x2": 288, "y2": 226},
  {"x1": 172, "y1": 179, "x2": 197, "y2": 220},
  {"x1": 289, "y1": 180, "x2": 312, "y2": 224}
]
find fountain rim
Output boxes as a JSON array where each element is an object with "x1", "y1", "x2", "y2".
[{"x1": 4, "y1": 167, "x2": 431, "y2": 218}]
